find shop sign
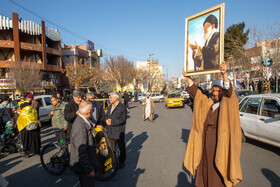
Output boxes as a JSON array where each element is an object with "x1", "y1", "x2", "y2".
[
  {"x1": 87, "y1": 40, "x2": 95, "y2": 51},
  {"x1": 0, "y1": 79, "x2": 16, "y2": 89}
]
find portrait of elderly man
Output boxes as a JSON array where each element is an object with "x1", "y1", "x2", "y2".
[{"x1": 190, "y1": 14, "x2": 220, "y2": 71}]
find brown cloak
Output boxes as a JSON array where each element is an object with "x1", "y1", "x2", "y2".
[{"x1": 184, "y1": 88, "x2": 242, "y2": 186}]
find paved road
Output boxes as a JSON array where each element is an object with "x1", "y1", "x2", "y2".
[{"x1": 1, "y1": 102, "x2": 280, "y2": 187}]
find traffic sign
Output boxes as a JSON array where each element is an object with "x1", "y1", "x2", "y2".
[{"x1": 262, "y1": 57, "x2": 273, "y2": 67}]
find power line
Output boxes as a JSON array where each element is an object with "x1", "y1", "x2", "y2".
[{"x1": 7, "y1": 0, "x2": 147, "y2": 60}]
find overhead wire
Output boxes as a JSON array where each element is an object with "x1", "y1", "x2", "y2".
[{"x1": 7, "y1": 0, "x2": 148, "y2": 61}]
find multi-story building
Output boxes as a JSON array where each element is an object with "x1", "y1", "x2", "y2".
[
  {"x1": 0, "y1": 12, "x2": 62, "y2": 97},
  {"x1": 61, "y1": 44, "x2": 102, "y2": 92},
  {"x1": 136, "y1": 60, "x2": 163, "y2": 92},
  {"x1": 246, "y1": 39, "x2": 280, "y2": 78},
  {"x1": 61, "y1": 44, "x2": 102, "y2": 69}
]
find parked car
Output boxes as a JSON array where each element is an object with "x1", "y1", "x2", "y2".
[
  {"x1": 180, "y1": 91, "x2": 190, "y2": 98},
  {"x1": 136, "y1": 93, "x2": 146, "y2": 103},
  {"x1": 235, "y1": 89, "x2": 254, "y2": 101},
  {"x1": 151, "y1": 93, "x2": 164, "y2": 102},
  {"x1": 165, "y1": 92, "x2": 185, "y2": 108},
  {"x1": 239, "y1": 94, "x2": 280, "y2": 148},
  {"x1": 34, "y1": 95, "x2": 53, "y2": 122}
]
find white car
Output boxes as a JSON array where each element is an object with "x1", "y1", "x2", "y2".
[
  {"x1": 151, "y1": 93, "x2": 164, "y2": 102},
  {"x1": 136, "y1": 93, "x2": 146, "y2": 103},
  {"x1": 180, "y1": 91, "x2": 189, "y2": 98},
  {"x1": 34, "y1": 95, "x2": 53, "y2": 122},
  {"x1": 239, "y1": 94, "x2": 280, "y2": 148}
]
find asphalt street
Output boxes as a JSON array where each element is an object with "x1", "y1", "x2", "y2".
[{"x1": 1, "y1": 101, "x2": 280, "y2": 187}]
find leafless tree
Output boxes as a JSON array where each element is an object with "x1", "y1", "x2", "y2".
[
  {"x1": 133, "y1": 68, "x2": 146, "y2": 92},
  {"x1": 8, "y1": 61, "x2": 42, "y2": 94},
  {"x1": 143, "y1": 64, "x2": 161, "y2": 92},
  {"x1": 90, "y1": 63, "x2": 105, "y2": 92},
  {"x1": 104, "y1": 56, "x2": 134, "y2": 91}
]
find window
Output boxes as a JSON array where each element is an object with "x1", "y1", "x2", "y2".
[
  {"x1": 261, "y1": 99, "x2": 280, "y2": 119},
  {"x1": 240, "y1": 98, "x2": 261, "y2": 114},
  {"x1": 168, "y1": 93, "x2": 181, "y2": 98},
  {"x1": 44, "y1": 97, "x2": 52, "y2": 106},
  {"x1": 239, "y1": 97, "x2": 249, "y2": 110},
  {"x1": 35, "y1": 98, "x2": 43, "y2": 107}
]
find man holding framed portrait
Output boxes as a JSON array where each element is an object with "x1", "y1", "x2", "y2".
[{"x1": 183, "y1": 3, "x2": 243, "y2": 187}]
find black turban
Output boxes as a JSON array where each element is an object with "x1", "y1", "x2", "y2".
[{"x1": 203, "y1": 14, "x2": 218, "y2": 29}]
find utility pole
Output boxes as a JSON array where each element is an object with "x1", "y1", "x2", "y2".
[{"x1": 148, "y1": 54, "x2": 154, "y2": 92}]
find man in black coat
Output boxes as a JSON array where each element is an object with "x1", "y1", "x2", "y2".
[
  {"x1": 105, "y1": 92, "x2": 127, "y2": 169},
  {"x1": 86, "y1": 93, "x2": 105, "y2": 127},
  {"x1": 134, "y1": 91, "x2": 138, "y2": 102},
  {"x1": 123, "y1": 91, "x2": 129, "y2": 109},
  {"x1": 64, "y1": 90, "x2": 83, "y2": 139},
  {"x1": 70, "y1": 101, "x2": 99, "y2": 187}
]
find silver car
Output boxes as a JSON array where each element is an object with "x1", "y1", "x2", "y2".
[
  {"x1": 34, "y1": 95, "x2": 53, "y2": 122},
  {"x1": 151, "y1": 93, "x2": 164, "y2": 102},
  {"x1": 239, "y1": 94, "x2": 280, "y2": 148}
]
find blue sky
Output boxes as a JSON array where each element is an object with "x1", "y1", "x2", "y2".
[{"x1": 1, "y1": 0, "x2": 280, "y2": 79}]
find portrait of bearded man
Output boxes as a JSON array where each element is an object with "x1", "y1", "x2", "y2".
[{"x1": 190, "y1": 14, "x2": 220, "y2": 71}]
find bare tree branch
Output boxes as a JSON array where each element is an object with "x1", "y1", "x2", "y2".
[
  {"x1": 8, "y1": 61, "x2": 42, "y2": 94},
  {"x1": 104, "y1": 56, "x2": 134, "y2": 91}
]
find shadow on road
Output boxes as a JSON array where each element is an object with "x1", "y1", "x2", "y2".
[
  {"x1": 154, "y1": 114, "x2": 159, "y2": 120},
  {"x1": 181, "y1": 129, "x2": 190, "y2": 144},
  {"x1": 0, "y1": 155, "x2": 22, "y2": 174},
  {"x1": 125, "y1": 131, "x2": 133, "y2": 143},
  {"x1": 97, "y1": 131, "x2": 148, "y2": 186},
  {"x1": 41, "y1": 136, "x2": 56, "y2": 146},
  {"x1": 261, "y1": 168, "x2": 280, "y2": 187},
  {"x1": 4, "y1": 163, "x2": 78, "y2": 186},
  {"x1": 128, "y1": 106, "x2": 137, "y2": 109},
  {"x1": 176, "y1": 171, "x2": 194, "y2": 187},
  {"x1": 177, "y1": 129, "x2": 194, "y2": 186},
  {"x1": 245, "y1": 139, "x2": 280, "y2": 156}
]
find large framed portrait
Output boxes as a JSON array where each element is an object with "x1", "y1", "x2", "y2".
[{"x1": 184, "y1": 3, "x2": 225, "y2": 76}]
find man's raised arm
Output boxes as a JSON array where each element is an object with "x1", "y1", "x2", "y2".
[{"x1": 220, "y1": 61, "x2": 232, "y2": 98}]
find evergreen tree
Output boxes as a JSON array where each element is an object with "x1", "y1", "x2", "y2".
[{"x1": 224, "y1": 22, "x2": 250, "y2": 60}]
